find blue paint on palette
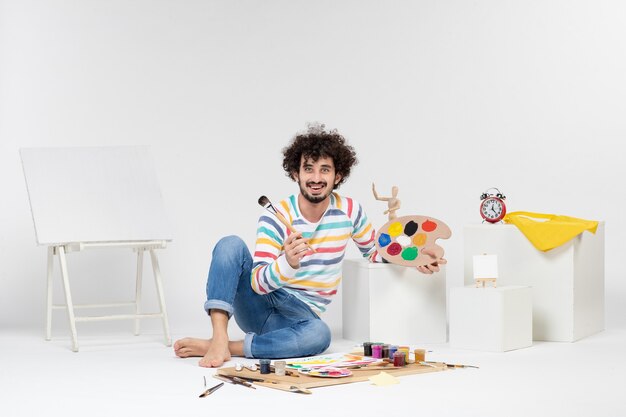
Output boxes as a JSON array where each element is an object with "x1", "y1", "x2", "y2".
[{"x1": 378, "y1": 233, "x2": 392, "y2": 247}]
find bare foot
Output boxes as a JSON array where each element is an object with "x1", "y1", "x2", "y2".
[
  {"x1": 173, "y1": 337, "x2": 211, "y2": 358},
  {"x1": 198, "y1": 336, "x2": 231, "y2": 368}
]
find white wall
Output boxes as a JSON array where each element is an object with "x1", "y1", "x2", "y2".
[{"x1": 1, "y1": 0, "x2": 624, "y2": 340}]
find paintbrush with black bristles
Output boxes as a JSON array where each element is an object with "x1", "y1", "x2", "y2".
[{"x1": 258, "y1": 195, "x2": 316, "y2": 253}]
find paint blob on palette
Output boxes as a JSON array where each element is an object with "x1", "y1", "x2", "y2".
[{"x1": 375, "y1": 215, "x2": 451, "y2": 267}]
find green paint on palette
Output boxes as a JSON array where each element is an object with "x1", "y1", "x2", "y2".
[{"x1": 401, "y1": 246, "x2": 418, "y2": 261}]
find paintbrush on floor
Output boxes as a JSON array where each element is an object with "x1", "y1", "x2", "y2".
[
  {"x1": 258, "y1": 195, "x2": 316, "y2": 253},
  {"x1": 199, "y1": 382, "x2": 224, "y2": 398}
]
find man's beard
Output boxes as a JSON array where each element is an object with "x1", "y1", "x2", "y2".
[{"x1": 299, "y1": 180, "x2": 332, "y2": 204}]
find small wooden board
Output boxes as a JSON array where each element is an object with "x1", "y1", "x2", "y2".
[{"x1": 217, "y1": 362, "x2": 447, "y2": 389}]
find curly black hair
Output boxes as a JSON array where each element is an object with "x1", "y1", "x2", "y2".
[{"x1": 282, "y1": 123, "x2": 358, "y2": 189}]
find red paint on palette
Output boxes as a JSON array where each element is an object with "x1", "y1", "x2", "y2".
[
  {"x1": 422, "y1": 219, "x2": 437, "y2": 232},
  {"x1": 387, "y1": 242, "x2": 402, "y2": 256}
]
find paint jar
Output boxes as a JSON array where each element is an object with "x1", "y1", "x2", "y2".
[
  {"x1": 372, "y1": 344, "x2": 382, "y2": 359},
  {"x1": 393, "y1": 351, "x2": 405, "y2": 367},
  {"x1": 274, "y1": 360, "x2": 286, "y2": 376},
  {"x1": 399, "y1": 346, "x2": 410, "y2": 364},
  {"x1": 259, "y1": 359, "x2": 271, "y2": 374},
  {"x1": 414, "y1": 348, "x2": 426, "y2": 363},
  {"x1": 363, "y1": 342, "x2": 373, "y2": 356},
  {"x1": 389, "y1": 345, "x2": 398, "y2": 360},
  {"x1": 381, "y1": 344, "x2": 390, "y2": 359}
]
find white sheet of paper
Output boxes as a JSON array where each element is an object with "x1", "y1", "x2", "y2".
[{"x1": 473, "y1": 254, "x2": 498, "y2": 279}]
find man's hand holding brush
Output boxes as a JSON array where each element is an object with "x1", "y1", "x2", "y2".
[{"x1": 284, "y1": 232, "x2": 312, "y2": 269}]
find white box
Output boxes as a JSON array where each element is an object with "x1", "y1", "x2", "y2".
[
  {"x1": 449, "y1": 286, "x2": 532, "y2": 352},
  {"x1": 464, "y1": 223, "x2": 605, "y2": 342},
  {"x1": 341, "y1": 259, "x2": 447, "y2": 344}
]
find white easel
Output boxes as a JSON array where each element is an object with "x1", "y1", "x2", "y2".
[{"x1": 21, "y1": 146, "x2": 173, "y2": 352}]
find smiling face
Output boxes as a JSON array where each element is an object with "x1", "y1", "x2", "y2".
[{"x1": 294, "y1": 155, "x2": 342, "y2": 204}]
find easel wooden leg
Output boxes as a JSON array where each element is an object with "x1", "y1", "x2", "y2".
[
  {"x1": 46, "y1": 246, "x2": 54, "y2": 341},
  {"x1": 58, "y1": 245, "x2": 79, "y2": 352},
  {"x1": 149, "y1": 249, "x2": 171, "y2": 347},
  {"x1": 134, "y1": 249, "x2": 144, "y2": 336}
]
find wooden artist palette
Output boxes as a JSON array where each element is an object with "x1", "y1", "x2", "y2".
[{"x1": 375, "y1": 215, "x2": 451, "y2": 267}]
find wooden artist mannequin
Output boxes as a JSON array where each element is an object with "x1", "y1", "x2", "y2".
[{"x1": 372, "y1": 183, "x2": 401, "y2": 221}]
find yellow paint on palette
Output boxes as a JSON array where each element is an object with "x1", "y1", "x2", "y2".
[
  {"x1": 388, "y1": 222, "x2": 403, "y2": 237},
  {"x1": 413, "y1": 233, "x2": 427, "y2": 246}
]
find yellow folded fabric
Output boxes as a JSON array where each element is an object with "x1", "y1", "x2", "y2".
[{"x1": 503, "y1": 211, "x2": 598, "y2": 252}]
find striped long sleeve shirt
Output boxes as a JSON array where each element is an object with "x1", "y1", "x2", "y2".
[{"x1": 251, "y1": 192, "x2": 382, "y2": 314}]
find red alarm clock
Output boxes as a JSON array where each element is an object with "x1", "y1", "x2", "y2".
[{"x1": 479, "y1": 188, "x2": 506, "y2": 223}]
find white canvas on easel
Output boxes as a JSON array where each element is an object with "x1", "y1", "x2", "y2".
[
  {"x1": 473, "y1": 254, "x2": 498, "y2": 288},
  {"x1": 21, "y1": 146, "x2": 173, "y2": 351}
]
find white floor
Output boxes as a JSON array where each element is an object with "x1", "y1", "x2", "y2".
[{"x1": 2, "y1": 327, "x2": 625, "y2": 417}]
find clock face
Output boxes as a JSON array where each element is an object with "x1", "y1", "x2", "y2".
[{"x1": 480, "y1": 197, "x2": 505, "y2": 222}]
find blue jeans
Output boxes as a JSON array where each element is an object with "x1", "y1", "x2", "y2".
[{"x1": 203, "y1": 235, "x2": 331, "y2": 359}]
